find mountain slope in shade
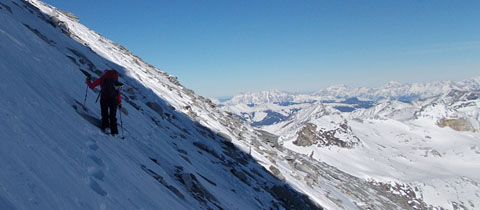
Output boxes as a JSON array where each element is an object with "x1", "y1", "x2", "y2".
[{"x1": 0, "y1": 1, "x2": 321, "y2": 209}]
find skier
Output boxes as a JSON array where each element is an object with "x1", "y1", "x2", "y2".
[{"x1": 86, "y1": 69, "x2": 123, "y2": 135}]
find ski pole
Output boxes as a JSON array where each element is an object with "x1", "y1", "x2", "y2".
[
  {"x1": 119, "y1": 106, "x2": 125, "y2": 139},
  {"x1": 83, "y1": 84, "x2": 88, "y2": 107},
  {"x1": 83, "y1": 76, "x2": 91, "y2": 107},
  {"x1": 95, "y1": 92, "x2": 101, "y2": 103}
]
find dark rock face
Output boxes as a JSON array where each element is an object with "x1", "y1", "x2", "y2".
[{"x1": 293, "y1": 122, "x2": 359, "y2": 148}]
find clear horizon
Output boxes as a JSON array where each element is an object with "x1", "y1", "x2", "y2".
[{"x1": 42, "y1": 0, "x2": 480, "y2": 98}]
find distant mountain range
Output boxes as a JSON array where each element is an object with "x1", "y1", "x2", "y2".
[
  {"x1": 220, "y1": 77, "x2": 480, "y2": 126},
  {"x1": 224, "y1": 77, "x2": 480, "y2": 105},
  {"x1": 315, "y1": 78, "x2": 480, "y2": 101}
]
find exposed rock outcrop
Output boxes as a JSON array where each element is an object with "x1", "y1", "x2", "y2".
[
  {"x1": 294, "y1": 122, "x2": 360, "y2": 148},
  {"x1": 438, "y1": 118, "x2": 475, "y2": 132}
]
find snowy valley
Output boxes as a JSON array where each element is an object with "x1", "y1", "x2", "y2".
[
  {"x1": 221, "y1": 82, "x2": 480, "y2": 209},
  {"x1": 0, "y1": 0, "x2": 479, "y2": 210}
]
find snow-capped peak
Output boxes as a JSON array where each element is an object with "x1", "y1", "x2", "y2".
[
  {"x1": 382, "y1": 80, "x2": 403, "y2": 88},
  {"x1": 225, "y1": 89, "x2": 295, "y2": 105}
]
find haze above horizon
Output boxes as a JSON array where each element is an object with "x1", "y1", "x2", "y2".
[{"x1": 42, "y1": 0, "x2": 480, "y2": 98}]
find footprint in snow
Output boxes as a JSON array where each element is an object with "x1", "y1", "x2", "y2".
[
  {"x1": 88, "y1": 167, "x2": 105, "y2": 181},
  {"x1": 88, "y1": 155, "x2": 105, "y2": 168},
  {"x1": 89, "y1": 178, "x2": 107, "y2": 196},
  {"x1": 85, "y1": 140, "x2": 108, "y2": 196},
  {"x1": 86, "y1": 141, "x2": 99, "y2": 151}
]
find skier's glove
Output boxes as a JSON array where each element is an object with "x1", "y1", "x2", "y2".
[{"x1": 118, "y1": 103, "x2": 122, "y2": 109}]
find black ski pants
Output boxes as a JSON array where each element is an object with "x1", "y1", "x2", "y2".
[{"x1": 100, "y1": 97, "x2": 118, "y2": 135}]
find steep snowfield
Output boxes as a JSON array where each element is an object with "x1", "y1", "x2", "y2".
[
  {"x1": 264, "y1": 92, "x2": 480, "y2": 209},
  {"x1": 0, "y1": 1, "x2": 321, "y2": 209}
]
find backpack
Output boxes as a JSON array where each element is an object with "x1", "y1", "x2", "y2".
[{"x1": 102, "y1": 70, "x2": 122, "y2": 99}]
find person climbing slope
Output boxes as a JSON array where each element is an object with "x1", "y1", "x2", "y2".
[{"x1": 86, "y1": 69, "x2": 123, "y2": 135}]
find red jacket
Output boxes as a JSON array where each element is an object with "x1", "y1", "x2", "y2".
[{"x1": 87, "y1": 70, "x2": 122, "y2": 104}]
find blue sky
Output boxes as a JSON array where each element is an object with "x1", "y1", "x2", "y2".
[{"x1": 43, "y1": 0, "x2": 480, "y2": 97}]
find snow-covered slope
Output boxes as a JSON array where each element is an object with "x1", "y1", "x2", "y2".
[
  {"x1": 263, "y1": 103, "x2": 361, "y2": 148},
  {"x1": 3, "y1": 0, "x2": 477, "y2": 209},
  {"x1": 416, "y1": 90, "x2": 480, "y2": 132},
  {"x1": 264, "y1": 90, "x2": 480, "y2": 209},
  {"x1": 349, "y1": 100, "x2": 419, "y2": 121},
  {"x1": 0, "y1": 1, "x2": 320, "y2": 209}
]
